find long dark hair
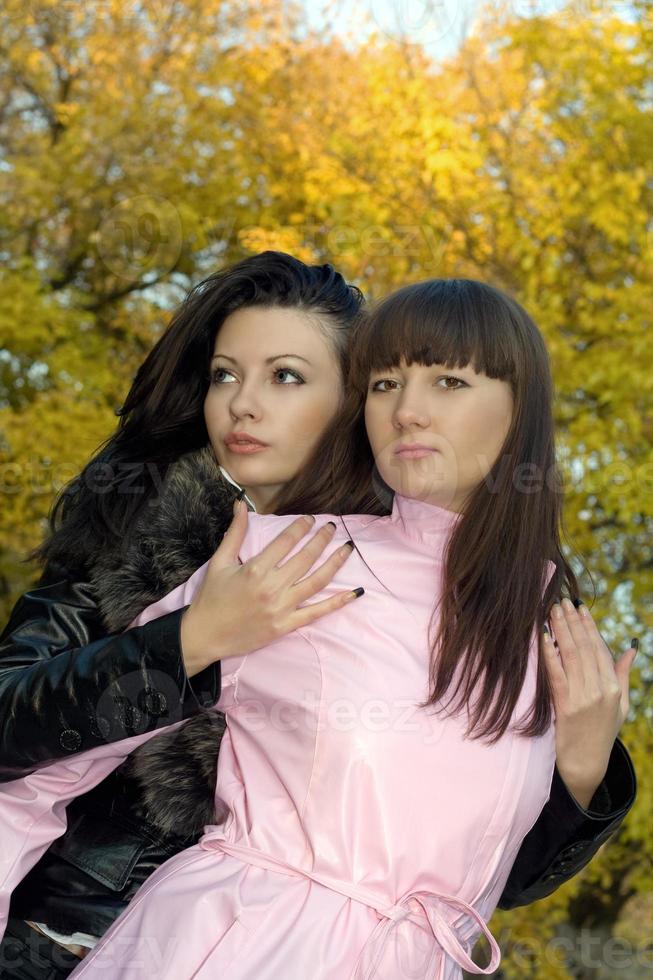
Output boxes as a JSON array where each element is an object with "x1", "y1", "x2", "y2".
[
  {"x1": 278, "y1": 279, "x2": 582, "y2": 742},
  {"x1": 30, "y1": 251, "x2": 364, "y2": 575}
]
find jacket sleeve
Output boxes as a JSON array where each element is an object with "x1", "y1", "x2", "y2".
[
  {"x1": 497, "y1": 736, "x2": 636, "y2": 909},
  {"x1": 0, "y1": 562, "x2": 221, "y2": 781}
]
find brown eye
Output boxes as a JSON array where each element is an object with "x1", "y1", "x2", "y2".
[
  {"x1": 437, "y1": 376, "x2": 466, "y2": 390},
  {"x1": 370, "y1": 379, "x2": 399, "y2": 392}
]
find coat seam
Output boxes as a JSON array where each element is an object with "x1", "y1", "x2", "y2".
[{"x1": 295, "y1": 628, "x2": 324, "y2": 825}]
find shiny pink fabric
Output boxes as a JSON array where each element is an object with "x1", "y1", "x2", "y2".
[
  {"x1": 69, "y1": 493, "x2": 556, "y2": 979},
  {"x1": 0, "y1": 494, "x2": 557, "y2": 979}
]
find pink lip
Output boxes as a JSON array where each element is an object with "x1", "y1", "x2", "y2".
[
  {"x1": 226, "y1": 443, "x2": 268, "y2": 455},
  {"x1": 224, "y1": 433, "x2": 269, "y2": 455},
  {"x1": 225, "y1": 432, "x2": 269, "y2": 448},
  {"x1": 394, "y1": 444, "x2": 439, "y2": 459}
]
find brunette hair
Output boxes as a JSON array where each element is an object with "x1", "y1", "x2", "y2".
[
  {"x1": 279, "y1": 278, "x2": 583, "y2": 742},
  {"x1": 30, "y1": 251, "x2": 364, "y2": 575}
]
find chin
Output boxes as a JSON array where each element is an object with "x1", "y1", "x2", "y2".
[
  {"x1": 219, "y1": 458, "x2": 265, "y2": 486},
  {"x1": 404, "y1": 475, "x2": 453, "y2": 499}
]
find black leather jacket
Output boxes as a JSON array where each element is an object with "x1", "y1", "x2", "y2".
[{"x1": 0, "y1": 446, "x2": 638, "y2": 938}]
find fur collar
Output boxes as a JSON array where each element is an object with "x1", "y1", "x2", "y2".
[
  {"x1": 90, "y1": 445, "x2": 239, "y2": 837},
  {"x1": 90, "y1": 444, "x2": 238, "y2": 634}
]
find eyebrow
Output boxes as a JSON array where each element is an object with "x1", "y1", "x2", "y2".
[{"x1": 211, "y1": 353, "x2": 312, "y2": 366}]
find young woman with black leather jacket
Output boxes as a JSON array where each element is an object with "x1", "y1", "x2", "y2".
[{"x1": 0, "y1": 252, "x2": 636, "y2": 978}]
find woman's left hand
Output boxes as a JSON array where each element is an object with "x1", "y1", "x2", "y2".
[{"x1": 542, "y1": 598, "x2": 638, "y2": 809}]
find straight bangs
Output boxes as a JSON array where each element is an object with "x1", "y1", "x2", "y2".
[{"x1": 350, "y1": 279, "x2": 520, "y2": 393}]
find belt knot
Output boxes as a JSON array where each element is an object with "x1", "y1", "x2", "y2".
[{"x1": 200, "y1": 831, "x2": 501, "y2": 978}]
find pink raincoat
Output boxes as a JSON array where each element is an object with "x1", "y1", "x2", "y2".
[{"x1": 1, "y1": 494, "x2": 557, "y2": 979}]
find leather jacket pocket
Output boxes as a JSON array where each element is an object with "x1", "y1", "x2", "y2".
[{"x1": 49, "y1": 810, "x2": 147, "y2": 891}]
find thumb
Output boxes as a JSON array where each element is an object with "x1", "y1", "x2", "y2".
[{"x1": 212, "y1": 497, "x2": 249, "y2": 567}]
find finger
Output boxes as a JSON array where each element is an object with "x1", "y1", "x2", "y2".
[
  {"x1": 541, "y1": 627, "x2": 569, "y2": 698},
  {"x1": 550, "y1": 601, "x2": 596, "y2": 686},
  {"x1": 249, "y1": 514, "x2": 318, "y2": 571},
  {"x1": 575, "y1": 601, "x2": 623, "y2": 684},
  {"x1": 290, "y1": 540, "x2": 356, "y2": 603},
  {"x1": 275, "y1": 521, "x2": 340, "y2": 585},
  {"x1": 288, "y1": 586, "x2": 365, "y2": 630},
  {"x1": 212, "y1": 497, "x2": 249, "y2": 567},
  {"x1": 614, "y1": 641, "x2": 638, "y2": 717}
]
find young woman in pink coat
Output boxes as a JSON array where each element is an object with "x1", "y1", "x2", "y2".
[{"x1": 0, "y1": 279, "x2": 636, "y2": 978}]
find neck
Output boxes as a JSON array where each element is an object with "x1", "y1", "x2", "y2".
[
  {"x1": 217, "y1": 465, "x2": 260, "y2": 512},
  {"x1": 246, "y1": 483, "x2": 286, "y2": 514},
  {"x1": 412, "y1": 493, "x2": 464, "y2": 515},
  {"x1": 390, "y1": 482, "x2": 467, "y2": 515}
]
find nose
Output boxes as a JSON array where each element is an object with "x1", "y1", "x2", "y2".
[
  {"x1": 228, "y1": 379, "x2": 263, "y2": 422},
  {"x1": 392, "y1": 392, "x2": 431, "y2": 430}
]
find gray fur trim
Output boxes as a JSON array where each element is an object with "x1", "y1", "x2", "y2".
[
  {"x1": 90, "y1": 445, "x2": 236, "y2": 633},
  {"x1": 120, "y1": 712, "x2": 230, "y2": 835},
  {"x1": 88, "y1": 444, "x2": 237, "y2": 836}
]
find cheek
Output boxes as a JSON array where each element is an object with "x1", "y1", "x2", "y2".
[
  {"x1": 202, "y1": 393, "x2": 225, "y2": 460},
  {"x1": 203, "y1": 391, "x2": 223, "y2": 430},
  {"x1": 202, "y1": 393, "x2": 213, "y2": 428},
  {"x1": 368, "y1": 414, "x2": 401, "y2": 467},
  {"x1": 363, "y1": 399, "x2": 387, "y2": 447},
  {"x1": 468, "y1": 396, "x2": 513, "y2": 457},
  {"x1": 363, "y1": 402, "x2": 379, "y2": 458},
  {"x1": 493, "y1": 391, "x2": 514, "y2": 443}
]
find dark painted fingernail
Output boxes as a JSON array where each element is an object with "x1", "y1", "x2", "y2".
[
  {"x1": 543, "y1": 624, "x2": 549, "y2": 635},
  {"x1": 236, "y1": 488, "x2": 247, "y2": 500},
  {"x1": 351, "y1": 587, "x2": 365, "y2": 598},
  {"x1": 631, "y1": 637, "x2": 639, "y2": 653},
  {"x1": 326, "y1": 521, "x2": 337, "y2": 529},
  {"x1": 344, "y1": 539, "x2": 355, "y2": 549},
  {"x1": 572, "y1": 598, "x2": 583, "y2": 608}
]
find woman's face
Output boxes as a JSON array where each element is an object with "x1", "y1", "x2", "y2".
[
  {"x1": 364, "y1": 358, "x2": 514, "y2": 512},
  {"x1": 204, "y1": 306, "x2": 343, "y2": 513}
]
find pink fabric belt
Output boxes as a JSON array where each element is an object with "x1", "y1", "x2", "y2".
[{"x1": 200, "y1": 832, "x2": 501, "y2": 978}]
